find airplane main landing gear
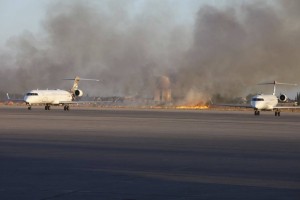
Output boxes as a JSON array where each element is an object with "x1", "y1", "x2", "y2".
[
  {"x1": 45, "y1": 105, "x2": 50, "y2": 110},
  {"x1": 275, "y1": 110, "x2": 281, "y2": 116},
  {"x1": 254, "y1": 110, "x2": 260, "y2": 116},
  {"x1": 64, "y1": 105, "x2": 70, "y2": 111},
  {"x1": 28, "y1": 106, "x2": 31, "y2": 110}
]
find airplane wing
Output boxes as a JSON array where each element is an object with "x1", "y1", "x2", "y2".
[
  {"x1": 213, "y1": 104, "x2": 253, "y2": 108},
  {"x1": 6, "y1": 93, "x2": 25, "y2": 102},
  {"x1": 273, "y1": 106, "x2": 300, "y2": 109},
  {"x1": 59, "y1": 101, "x2": 98, "y2": 105},
  {"x1": 215, "y1": 104, "x2": 300, "y2": 109}
]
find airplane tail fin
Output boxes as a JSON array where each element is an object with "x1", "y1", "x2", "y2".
[
  {"x1": 258, "y1": 81, "x2": 297, "y2": 95},
  {"x1": 63, "y1": 76, "x2": 100, "y2": 93}
]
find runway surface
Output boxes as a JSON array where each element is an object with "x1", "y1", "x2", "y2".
[{"x1": 1, "y1": 106, "x2": 300, "y2": 200}]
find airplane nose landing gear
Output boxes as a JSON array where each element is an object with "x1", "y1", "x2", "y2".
[{"x1": 64, "y1": 105, "x2": 70, "y2": 111}]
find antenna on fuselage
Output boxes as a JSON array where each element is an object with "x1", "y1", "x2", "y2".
[{"x1": 258, "y1": 81, "x2": 297, "y2": 95}]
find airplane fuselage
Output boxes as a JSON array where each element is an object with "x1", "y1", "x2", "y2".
[
  {"x1": 24, "y1": 90, "x2": 73, "y2": 105},
  {"x1": 7, "y1": 76, "x2": 99, "y2": 111},
  {"x1": 250, "y1": 94, "x2": 278, "y2": 110}
]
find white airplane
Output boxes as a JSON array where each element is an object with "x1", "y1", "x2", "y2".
[
  {"x1": 7, "y1": 76, "x2": 99, "y2": 111},
  {"x1": 219, "y1": 81, "x2": 299, "y2": 116}
]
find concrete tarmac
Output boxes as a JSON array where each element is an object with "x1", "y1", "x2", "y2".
[{"x1": 0, "y1": 106, "x2": 300, "y2": 200}]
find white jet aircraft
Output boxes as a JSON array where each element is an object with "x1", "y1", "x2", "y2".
[
  {"x1": 7, "y1": 76, "x2": 99, "y2": 111},
  {"x1": 219, "y1": 81, "x2": 299, "y2": 116}
]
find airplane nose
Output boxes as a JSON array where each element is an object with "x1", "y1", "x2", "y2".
[
  {"x1": 24, "y1": 96, "x2": 30, "y2": 104},
  {"x1": 251, "y1": 101, "x2": 259, "y2": 109}
]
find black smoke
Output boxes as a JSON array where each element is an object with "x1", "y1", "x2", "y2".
[{"x1": 1, "y1": 0, "x2": 300, "y2": 102}]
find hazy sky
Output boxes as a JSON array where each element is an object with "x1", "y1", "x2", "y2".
[
  {"x1": 0, "y1": 0, "x2": 47, "y2": 46},
  {"x1": 1, "y1": 0, "x2": 299, "y2": 100},
  {"x1": 0, "y1": 0, "x2": 243, "y2": 47}
]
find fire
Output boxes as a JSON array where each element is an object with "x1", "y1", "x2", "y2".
[{"x1": 175, "y1": 103, "x2": 209, "y2": 110}]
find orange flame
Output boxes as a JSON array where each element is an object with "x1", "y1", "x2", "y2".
[{"x1": 175, "y1": 103, "x2": 209, "y2": 110}]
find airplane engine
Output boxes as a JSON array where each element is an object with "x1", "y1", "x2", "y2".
[
  {"x1": 279, "y1": 94, "x2": 288, "y2": 102},
  {"x1": 74, "y1": 89, "x2": 83, "y2": 97}
]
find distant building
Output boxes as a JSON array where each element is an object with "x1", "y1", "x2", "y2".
[{"x1": 154, "y1": 76, "x2": 172, "y2": 103}]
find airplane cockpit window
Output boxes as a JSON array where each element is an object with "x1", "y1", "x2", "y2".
[
  {"x1": 252, "y1": 98, "x2": 264, "y2": 101},
  {"x1": 26, "y1": 93, "x2": 38, "y2": 96}
]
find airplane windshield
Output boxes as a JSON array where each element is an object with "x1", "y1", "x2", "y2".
[
  {"x1": 26, "y1": 93, "x2": 38, "y2": 96},
  {"x1": 252, "y1": 98, "x2": 264, "y2": 101}
]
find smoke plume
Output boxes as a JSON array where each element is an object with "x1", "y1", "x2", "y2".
[
  {"x1": 174, "y1": 0, "x2": 300, "y2": 100},
  {"x1": 1, "y1": 0, "x2": 300, "y2": 102}
]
